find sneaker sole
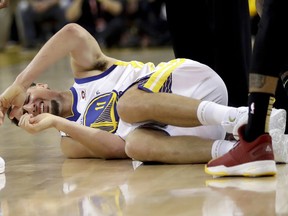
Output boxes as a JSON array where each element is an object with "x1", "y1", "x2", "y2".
[{"x1": 205, "y1": 160, "x2": 277, "y2": 177}]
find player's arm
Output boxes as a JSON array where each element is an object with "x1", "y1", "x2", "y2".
[
  {"x1": 0, "y1": 23, "x2": 115, "y2": 124},
  {"x1": 19, "y1": 113, "x2": 128, "y2": 159},
  {"x1": 14, "y1": 23, "x2": 108, "y2": 89},
  {"x1": 57, "y1": 118, "x2": 127, "y2": 159}
]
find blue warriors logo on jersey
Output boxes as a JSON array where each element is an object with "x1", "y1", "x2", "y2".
[{"x1": 83, "y1": 91, "x2": 119, "y2": 133}]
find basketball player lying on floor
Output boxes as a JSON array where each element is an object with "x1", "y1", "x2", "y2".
[{"x1": 0, "y1": 23, "x2": 287, "y2": 164}]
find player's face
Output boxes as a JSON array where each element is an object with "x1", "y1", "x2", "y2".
[{"x1": 9, "y1": 84, "x2": 60, "y2": 121}]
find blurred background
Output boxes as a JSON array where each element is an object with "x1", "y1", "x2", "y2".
[
  {"x1": 0, "y1": 0, "x2": 261, "y2": 52},
  {"x1": 0, "y1": 0, "x2": 172, "y2": 52}
]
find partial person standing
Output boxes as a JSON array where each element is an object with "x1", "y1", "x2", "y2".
[
  {"x1": 163, "y1": 0, "x2": 251, "y2": 107},
  {"x1": 205, "y1": 0, "x2": 288, "y2": 177}
]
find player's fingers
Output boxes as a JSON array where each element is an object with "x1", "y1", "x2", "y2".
[
  {"x1": 18, "y1": 113, "x2": 30, "y2": 127},
  {"x1": 29, "y1": 116, "x2": 37, "y2": 124},
  {"x1": 19, "y1": 114, "x2": 39, "y2": 133}
]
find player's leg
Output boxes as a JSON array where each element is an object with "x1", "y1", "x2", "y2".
[
  {"x1": 125, "y1": 127, "x2": 236, "y2": 164},
  {"x1": 117, "y1": 59, "x2": 231, "y2": 127},
  {"x1": 118, "y1": 84, "x2": 286, "y2": 136},
  {"x1": 118, "y1": 85, "x2": 203, "y2": 127},
  {"x1": 60, "y1": 137, "x2": 128, "y2": 159}
]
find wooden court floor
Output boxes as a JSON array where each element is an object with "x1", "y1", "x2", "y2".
[{"x1": 0, "y1": 46, "x2": 288, "y2": 216}]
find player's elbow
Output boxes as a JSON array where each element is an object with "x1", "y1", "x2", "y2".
[{"x1": 60, "y1": 23, "x2": 86, "y2": 42}]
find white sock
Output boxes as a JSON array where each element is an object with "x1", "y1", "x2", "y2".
[
  {"x1": 211, "y1": 140, "x2": 237, "y2": 159},
  {"x1": 197, "y1": 101, "x2": 238, "y2": 125}
]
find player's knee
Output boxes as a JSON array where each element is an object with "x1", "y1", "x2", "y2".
[
  {"x1": 125, "y1": 134, "x2": 141, "y2": 159},
  {"x1": 125, "y1": 130, "x2": 151, "y2": 160},
  {"x1": 117, "y1": 90, "x2": 147, "y2": 123},
  {"x1": 117, "y1": 95, "x2": 133, "y2": 122}
]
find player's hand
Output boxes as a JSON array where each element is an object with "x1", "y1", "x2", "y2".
[
  {"x1": 0, "y1": 84, "x2": 27, "y2": 125},
  {"x1": 0, "y1": 0, "x2": 9, "y2": 9},
  {"x1": 18, "y1": 113, "x2": 55, "y2": 133}
]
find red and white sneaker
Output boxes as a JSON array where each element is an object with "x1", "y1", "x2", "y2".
[{"x1": 205, "y1": 125, "x2": 277, "y2": 177}]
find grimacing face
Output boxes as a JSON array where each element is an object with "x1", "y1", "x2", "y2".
[{"x1": 8, "y1": 83, "x2": 60, "y2": 125}]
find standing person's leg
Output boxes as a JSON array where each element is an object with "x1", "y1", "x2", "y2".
[
  {"x1": 255, "y1": 0, "x2": 288, "y2": 134},
  {"x1": 212, "y1": 0, "x2": 251, "y2": 107},
  {"x1": 164, "y1": 0, "x2": 251, "y2": 107},
  {"x1": 164, "y1": 0, "x2": 213, "y2": 65},
  {"x1": 205, "y1": 0, "x2": 288, "y2": 177}
]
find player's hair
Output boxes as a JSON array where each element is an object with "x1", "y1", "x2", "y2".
[{"x1": 7, "y1": 83, "x2": 36, "y2": 126}]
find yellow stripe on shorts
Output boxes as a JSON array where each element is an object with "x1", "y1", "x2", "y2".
[
  {"x1": 115, "y1": 60, "x2": 156, "y2": 71},
  {"x1": 143, "y1": 58, "x2": 186, "y2": 92},
  {"x1": 115, "y1": 60, "x2": 143, "y2": 68}
]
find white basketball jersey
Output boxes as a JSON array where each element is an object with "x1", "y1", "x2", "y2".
[{"x1": 62, "y1": 59, "x2": 228, "y2": 140}]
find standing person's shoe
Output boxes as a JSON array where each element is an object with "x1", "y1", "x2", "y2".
[
  {"x1": 0, "y1": 157, "x2": 4, "y2": 174},
  {"x1": 205, "y1": 125, "x2": 277, "y2": 177}
]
